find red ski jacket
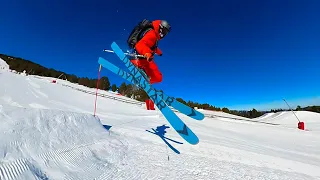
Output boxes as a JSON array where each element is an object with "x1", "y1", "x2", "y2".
[{"x1": 135, "y1": 20, "x2": 163, "y2": 58}]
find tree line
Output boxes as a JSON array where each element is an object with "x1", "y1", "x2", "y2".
[
  {"x1": 1, "y1": 53, "x2": 319, "y2": 118},
  {"x1": 0, "y1": 54, "x2": 150, "y2": 101},
  {"x1": 269, "y1": 105, "x2": 320, "y2": 113}
]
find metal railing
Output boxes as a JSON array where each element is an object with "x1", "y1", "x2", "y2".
[{"x1": 59, "y1": 83, "x2": 144, "y2": 106}]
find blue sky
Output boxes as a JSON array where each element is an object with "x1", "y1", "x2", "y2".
[{"x1": 1, "y1": 0, "x2": 319, "y2": 110}]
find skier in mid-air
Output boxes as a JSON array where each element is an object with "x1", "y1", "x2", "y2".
[{"x1": 127, "y1": 19, "x2": 171, "y2": 84}]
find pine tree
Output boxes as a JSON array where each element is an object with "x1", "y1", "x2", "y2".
[
  {"x1": 125, "y1": 84, "x2": 135, "y2": 98},
  {"x1": 222, "y1": 107, "x2": 230, "y2": 113},
  {"x1": 111, "y1": 84, "x2": 117, "y2": 92},
  {"x1": 134, "y1": 88, "x2": 149, "y2": 101},
  {"x1": 296, "y1": 105, "x2": 302, "y2": 111},
  {"x1": 118, "y1": 82, "x2": 127, "y2": 95},
  {"x1": 176, "y1": 98, "x2": 186, "y2": 105},
  {"x1": 100, "y1": 76, "x2": 111, "y2": 90}
]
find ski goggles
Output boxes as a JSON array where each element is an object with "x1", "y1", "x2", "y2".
[{"x1": 159, "y1": 25, "x2": 170, "y2": 38}]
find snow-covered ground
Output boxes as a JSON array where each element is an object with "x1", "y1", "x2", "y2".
[{"x1": 1, "y1": 58, "x2": 320, "y2": 180}]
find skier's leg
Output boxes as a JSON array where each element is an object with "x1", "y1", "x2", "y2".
[
  {"x1": 143, "y1": 60, "x2": 162, "y2": 84},
  {"x1": 130, "y1": 59, "x2": 142, "y2": 69},
  {"x1": 130, "y1": 59, "x2": 150, "y2": 81}
]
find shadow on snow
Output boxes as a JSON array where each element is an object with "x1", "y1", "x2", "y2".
[
  {"x1": 103, "y1": 124, "x2": 112, "y2": 131},
  {"x1": 101, "y1": 124, "x2": 182, "y2": 154},
  {"x1": 146, "y1": 125, "x2": 183, "y2": 154}
]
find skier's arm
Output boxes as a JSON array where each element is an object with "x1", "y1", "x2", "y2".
[{"x1": 155, "y1": 47, "x2": 162, "y2": 56}]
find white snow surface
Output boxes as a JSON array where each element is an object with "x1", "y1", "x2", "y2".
[
  {"x1": 0, "y1": 58, "x2": 10, "y2": 72},
  {"x1": 1, "y1": 59, "x2": 320, "y2": 179}
]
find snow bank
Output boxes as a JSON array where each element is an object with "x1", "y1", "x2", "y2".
[
  {"x1": 200, "y1": 108, "x2": 320, "y2": 131},
  {"x1": 252, "y1": 112, "x2": 276, "y2": 120},
  {"x1": 199, "y1": 109, "x2": 249, "y2": 120},
  {"x1": 0, "y1": 106, "x2": 126, "y2": 179},
  {"x1": 255, "y1": 111, "x2": 320, "y2": 131},
  {"x1": 30, "y1": 74, "x2": 142, "y2": 106},
  {"x1": 0, "y1": 71, "x2": 145, "y2": 115},
  {"x1": 0, "y1": 58, "x2": 9, "y2": 71}
]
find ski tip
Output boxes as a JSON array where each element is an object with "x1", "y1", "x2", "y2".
[
  {"x1": 111, "y1": 41, "x2": 118, "y2": 48},
  {"x1": 193, "y1": 113, "x2": 205, "y2": 120},
  {"x1": 193, "y1": 140, "x2": 200, "y2": 145},
  {"x1": 193, "y1": 108, "x2": 205, "y2": 120},
  {"x1": 187, "y1": 138, "x2": 199, "y2": 145},
  {"x1": 198, "y1": 113, "x2": 205, "y2": 120},
  {"x1": 98, "y1": 57, "x2": 105, "y2": 64},
  {"x1": 187, "y1": 110, "x2": 205, "y2": 120},
  {"x1": 190, "y1": 136, "x2": 200, "y2": 145},
  {"x1": 178, "y1": 131, "x2": 199, "y2": 145}
]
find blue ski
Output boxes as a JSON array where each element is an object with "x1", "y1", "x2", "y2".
[
  {"x1": 107, "y1": 41, "x2": 199, "y2": 145},
  {"x1": 97, "y1": 57, "x2": 204, "y2": 121}
]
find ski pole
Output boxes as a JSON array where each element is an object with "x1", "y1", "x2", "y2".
[
  {"x1": 103, "y1": 49, "x2": 145, "y2": 58},
  {"x1": 283, "y1": 98, "x2": 301, "y2": 122}
]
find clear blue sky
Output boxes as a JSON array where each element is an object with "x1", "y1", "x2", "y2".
[{"x1": 1, "y1": 0, "x2": 319, "y2": 110}]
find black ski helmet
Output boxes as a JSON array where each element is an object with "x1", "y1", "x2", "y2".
[{"x1": 159, "y1": 20, "x2": 171, "y2": 39}]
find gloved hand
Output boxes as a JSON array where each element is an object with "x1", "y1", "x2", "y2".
[
  {"x1": 155, "y1": 47, "x2": 162, "y2": 56},
  {"x1": 144, "y1": 53, "x2": 153, "y2": 62}
]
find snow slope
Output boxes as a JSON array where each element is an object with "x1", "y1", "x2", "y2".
[
  {"x1": 1, "y1": 58, "x2": 320, "y2": 180},
  {"x1": 0, "y1": 107, "x2": 126, "y2": 180},
  {"x1": 0, "y1": 58, "x2": 9, "y2": 72},
  {"x1": 250, "y1": 111, "x2": 320, "y2": 131}
]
